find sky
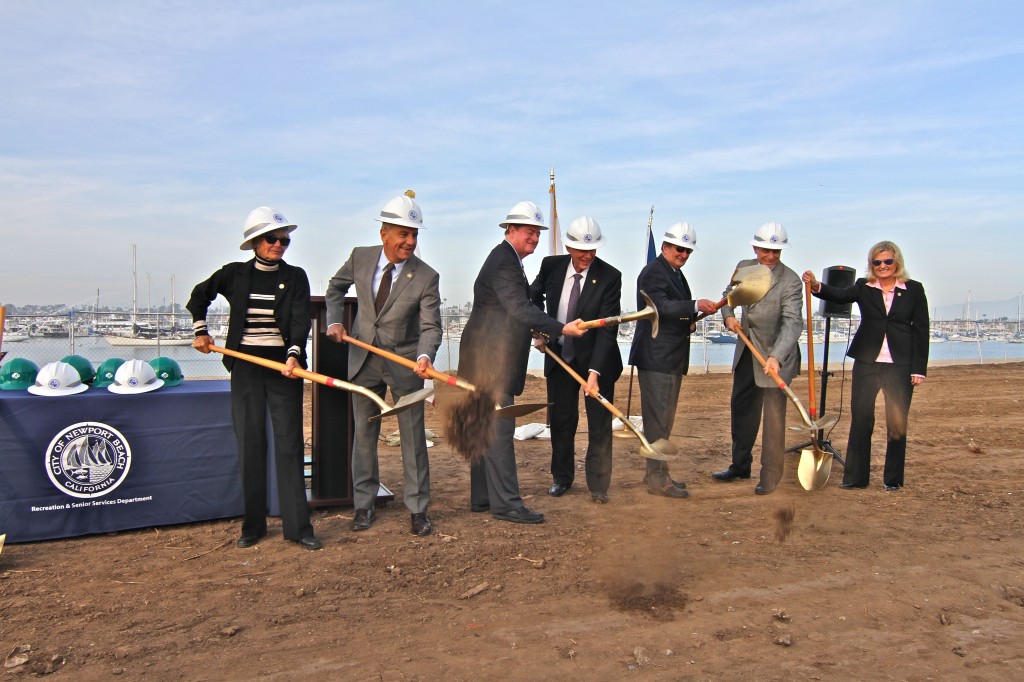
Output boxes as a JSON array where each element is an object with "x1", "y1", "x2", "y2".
[{"x1": 2, "y1": 1, "x2": 1023, "y2": 320}]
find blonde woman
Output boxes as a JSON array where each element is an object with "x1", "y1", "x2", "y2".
[{"x1": 803, "y1": 241, "x2": 929, "y2": 491}]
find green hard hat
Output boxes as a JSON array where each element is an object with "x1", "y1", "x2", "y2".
[
  {"x1": 0, "y1": 357, "x2": 40, "y2": 391},
  {"x1": 61, "y1": 354, "x2": 96, "y2": 384},
  {"x1": 149, "y1": 356, "x2": 184, "y2": 386},
  {"x1": 94, "y1": 357, "x2": 126, "y2": 388}
]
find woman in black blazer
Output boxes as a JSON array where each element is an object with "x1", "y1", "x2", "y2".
[{"x1": 803, "y1": 241, "x2": 929, "y2": 491}]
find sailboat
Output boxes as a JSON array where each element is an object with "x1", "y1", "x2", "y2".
[{"x1": 104, "y1": 244, "x2": 192, "y2": 347}]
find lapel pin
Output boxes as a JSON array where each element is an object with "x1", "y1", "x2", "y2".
[
  {"x1": 279, "y1": 283, "x2": 285, "y2": 289},
  {"x1": 591, "y1": 279, "x2": 597, "y2": 285},
  {"x1": 406, "y1": 272, "x2": 413, "y2": 279}
]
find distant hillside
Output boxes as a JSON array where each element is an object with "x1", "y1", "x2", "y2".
[{"x1": 932, "y1": 295, "x2": 1022, "y2": 322}]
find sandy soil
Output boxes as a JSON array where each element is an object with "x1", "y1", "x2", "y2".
[{"x1": 3, "y1": 361, "x2": 1023, "y2": 680}]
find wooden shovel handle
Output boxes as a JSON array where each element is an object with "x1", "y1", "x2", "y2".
[
  {"x1": 0, "y1": 305, "x2": 6, "y2": 351},
  {"x1": 733, "y1": 326, "x2": 813, "y2": 427},
  {"x1": 341, "y1": 334, "x2": 477, "y2": 392},
  {"x1": 209, "y1": 345, "x2": 349, "y2": 389},
  {"x1": 805, "y1": 281, "x2": 817, "y2": 419}
]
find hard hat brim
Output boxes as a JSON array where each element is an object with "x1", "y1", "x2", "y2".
[
  {"x1": 108, "y1": 378, "x2": 165, "y2": 394},
  {"x1": 499, "y1": 221, "x2": 549, "y2": 230},
  {"x1": 749, "y1": 239, "x2": 788, "y2": 250},
  {"x1": 27, "y1": 383, "x2": 89, "y2": 396},
  {"x1": 240, "y1": 223, "x2": 298, "y2": 250},
  {"x1": 662, "y1": 237, "x2": 699, "y2": 250},
  {"x1": 561, "y1": 234, "x2": 606, "y2": 250},
  {"x1": 375, "y1": 218, "x2": 426, "y2": 230}
]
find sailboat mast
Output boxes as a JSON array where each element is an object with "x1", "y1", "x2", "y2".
[{"x1": 132, "y1": 243, "x2": 138, "y2": 332}]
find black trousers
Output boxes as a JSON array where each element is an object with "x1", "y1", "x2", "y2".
[
  {"x1": 845, "y1": 361, "x2": 915, "y2": 487},
  {"x1": 546, "y1": 363, "x2": 616, "y2": 494},
  {"x1": 729, "y1": 347, "x2": 787, "y2": 487},
  {"x1": 230, "y1": 349, "x2": 313, "y2": 541}
]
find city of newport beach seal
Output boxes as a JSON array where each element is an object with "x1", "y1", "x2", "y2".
[{"x1": 45, "y1": 422, "x2": 132, "y2": 498}]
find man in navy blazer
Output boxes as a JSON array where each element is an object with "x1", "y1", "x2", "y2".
[
  {"x1": 326, "y1": 193, "x2": 442, "y2": 537},
  {"x1": 459, "y1": 201, "x2": 586, "y2": 524},
  {"x1": 530, "y1": 216, "x2": 623, "y2": 503},
  {"x1": 628, "y1": 222, "x2": 717, "y2": 497}
]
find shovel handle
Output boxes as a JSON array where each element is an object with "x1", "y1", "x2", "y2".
[
  {"x1": 733, "y1": 327, "x2": 814, "y2": 427},
  {"x1": 693, "y1": 297, "x2": 727, "y2": 323},
  {"x1": 207, "y1": 345, "x2": 390, "y2": 411},
  {"x1": 805, "y1": 280, "x2": 817, "y2": 419},
  {"x1": 538, "y1": 345, "x2": 658, "y2": 453},
  {"x1": 340, "y1": 334, "x2": 477, "y2": 393},
  {"x1": 0, "y1": 305, "x2": 6, "y2": 350}
]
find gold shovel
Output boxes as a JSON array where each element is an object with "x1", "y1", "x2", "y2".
[
  {"x1": 580, "y1": 290, "x2": 659, "y2": 338},
  {"x1": 797, "y1": 281, "x2": 833, "y2": 490},
  {"x1": 694, "y1": 264, "x2": 774, "y2": 323},
  {"x1": 538, "y1": 344, "x2": 677, "y2": 460},
  {"x1": 207, "y1": 345, "x2": 431, "y2": 422}
]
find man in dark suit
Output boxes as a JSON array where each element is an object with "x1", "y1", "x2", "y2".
[
  {"x1": 326, "y1": 193, "x2": 442, "y2": 536},
  {"x1": 188, "y1": 206, "x2": 321, "y2": 550},
  {"x1": 628, "y1": 222, "x2": 717, "y2": 497},
  {"x1": 458, "y1": 200, "x2": 587, "y2": 524},
  {"x1": 529, "y1": 216, "x2": 623, "y2": 503}
]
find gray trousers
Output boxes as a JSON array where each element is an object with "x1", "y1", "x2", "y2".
[
  {"x1": 637, "y1": 368, "x2": 683, "y2": 483},
  {"x1": 350, "y1": 354, "x2": 430, "y2": 513}
]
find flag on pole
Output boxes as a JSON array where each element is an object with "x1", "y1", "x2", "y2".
[
  {"x1": 644, "y1": 205, "x2": 656, "y2": 264},
  {"x1": 548, "y1": 166, "x2": 560, "y2": 256}
]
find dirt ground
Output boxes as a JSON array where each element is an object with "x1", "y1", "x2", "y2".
[{"x1": 3, "y1": 361, "x2": 1023, "y2": 680}]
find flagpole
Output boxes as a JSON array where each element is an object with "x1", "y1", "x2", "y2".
[
  {"x1": 548, "y1": 166, "x2": 560, "y2": 256},
  {"x1": 625, "y1": 205, "x2": 655, "y2": 422}
]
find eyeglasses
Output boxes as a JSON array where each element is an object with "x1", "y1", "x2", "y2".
[
  {"x1": 871, "y1": 258, "x2": 894, "y2": 266},
  {"x1": 263, "y1": 235, "x2": 291, "y2": 246},
  {"x1": 671, "y1": 245, "x2": 693, "y2": 254}
]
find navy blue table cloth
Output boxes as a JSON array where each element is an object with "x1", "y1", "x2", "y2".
[{"x1": 0, "y1": 380, "x2": 246, "y2": 543}]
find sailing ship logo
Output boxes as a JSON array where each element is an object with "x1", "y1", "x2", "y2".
[{"x1": 45, "y1": 422, "x2": 132, "y2": 499}]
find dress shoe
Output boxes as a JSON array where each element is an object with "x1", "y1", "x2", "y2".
[
  {"x1": 471, "y1": 503, "x2": 490, "y2": 513},
  {"x1": 236, "y1": 531, "x2": 267, "y2": 548},
  {"x1": 492, "y1": 506, "x2": 545, "y2": 524},
  {"x1": 350, "y1": 508, "x2": 376, "y2": 531},
  {"x1": 754, "y1": 483, "x2": 776, "y2": 495},
  {"x1": 591, "y1": 492, "x2": 609, "y2": 504},
  {"x1": 548, "y1": 482, "x2": 571, "y2": 497},
  {"x1": 411, "y1": 512, "x2": 432, "y2": 536},
  {"x1": 839, "y1": 482, "x2": 867, "y2": 489},
  {"x1": 883, "y1": 484, "x2": 902, "y2": 492},
  {"x1": 298, "y1": 536, "x2": 323, "y2": 550},
  {"x1": 712, "y1": 468, "x2": 750, "y2": 482},
  {"x1": 647, "y1": 482, "x2": 689, "y2": 498},
  {"x1": 645, "y1": 473, "x2": 687, "y2": 490}
]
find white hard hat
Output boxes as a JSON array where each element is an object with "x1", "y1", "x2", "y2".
[
  {"x1": 562, "y1": 216, "x2": 606, "y2": 250},
  {"x1": 27, "y1": 361, "x2": 89, "y2": 396},
  {"x1": 751, "y1": 222, "x2": 789, "y2": 250},
  {"x1": 375, "y1": 194, "x2": 426, "y2": 230},
  {"x1": 240, "y1": 206, "x2": 297, "y2": 250},
  {"x1": 108, "y1": 359, "x2": 164, "y2": 394},
  {"x1": 662, "y1": 222, "x2": 699, "y2": 250},
  {"x1": 499, "y1": 201, "x2": 548, "y2": 230}
]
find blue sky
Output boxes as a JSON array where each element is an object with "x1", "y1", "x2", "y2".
[{"x1": 2, "y1": 1, "x2": 1022, "y2": 319}]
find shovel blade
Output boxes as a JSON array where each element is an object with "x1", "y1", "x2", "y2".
[
  {"x1": 495, "y1": 402, "x2": 550, "y2": 419},
  {"x1": 797, "y1": 448, "x2": 833, "y2": 490},
  {"x1": 725, "y1": 264, "x2": 772, "y2": 308},
  {"x1": 368, "y1": 386, "x2": 435, "y2": 422},
  {"x1": 640, "y1": 437, "x2": 678, "y2": 461}
]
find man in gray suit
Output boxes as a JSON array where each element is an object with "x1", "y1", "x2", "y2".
[
  {"x1": 712, "y1": 222, "x2": 802, "y2": 494},
  {"x1": 326, "y1": 193, "x2": 442, "y2": 535}
]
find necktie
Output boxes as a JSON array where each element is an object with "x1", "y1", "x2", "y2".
[
  {"x1": 562, "y1": 273, "x2": 582, "y2": 363},
  {"x1": 375, "y1": 262, "x2": 394, "y2": 316}
]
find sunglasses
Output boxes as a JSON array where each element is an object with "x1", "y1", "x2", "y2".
[
  {"x1": 670, "y1": 245, "x2": 693, "y2": 254},
  {"x1": 263, "y1": 235, "x2": 291, "y2": 246},
  {"x1": 872, "y1": 258, "x2": 894, "y2": 266}
]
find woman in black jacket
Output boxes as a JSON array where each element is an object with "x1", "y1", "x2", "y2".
[{"x1": 803, "y1": 241, "x2": 929, "y2": 491}]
